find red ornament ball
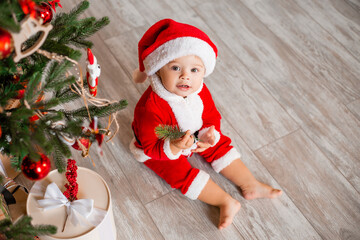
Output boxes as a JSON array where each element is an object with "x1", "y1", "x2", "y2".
[
  {"x1": 21, "y1": 154, "x2": 51, "y2": 180},
  {"x1": 37, "y1": 3, "x2": 53, "y2": 24},
  {"x1": 0, "y1": 28, "x2": 14, "y2": 60}
]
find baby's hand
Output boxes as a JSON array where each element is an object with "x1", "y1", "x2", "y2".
[
  {"x1": 200, "y1": 126, "x2": 215, "y2": 145},
  {"x1": 192, "y1": 126, "x2": 216, "y2": 153},
  {"x1": 170, "y1": 130, "x2": 194, "y2": 154}
]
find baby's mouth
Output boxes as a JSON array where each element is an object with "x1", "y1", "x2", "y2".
[{"x1": 177, "y1": 84, "x2": 191, "y2": 90}]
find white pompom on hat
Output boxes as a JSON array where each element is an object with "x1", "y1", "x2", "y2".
[{"x1": 133, "y1": 19, "x2": 218, "y2": 83}]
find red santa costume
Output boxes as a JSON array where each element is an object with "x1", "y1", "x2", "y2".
[{"x1": 130, "y1": 19, "x2": 241, "y2": 200}]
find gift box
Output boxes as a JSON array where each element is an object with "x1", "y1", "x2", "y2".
[{"x1": 26, "y1": 167, "x2": 116, "y2": 240}]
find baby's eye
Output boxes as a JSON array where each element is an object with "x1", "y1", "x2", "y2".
[
  {"x1": 171, "y1": 66, "x2": 180, "y2": 71},
  {"x1": 191, "y1": 68, "x2": 199, "y2": 73}
]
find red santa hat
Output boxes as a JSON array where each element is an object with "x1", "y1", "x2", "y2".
[{"x1": 133, "y1": 19, "x2": 218, "y2": 83}]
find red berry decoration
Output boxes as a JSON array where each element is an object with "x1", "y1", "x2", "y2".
[
  {"x1": 0, "y1": 28, "x2": 14, "y2": 60},
  {"x1": 21, "y1": 154, "x2": 51, "y2": 180},
  {"x1": 63, "y1": 159, "x2": 78, "y2": 202},
  {"x1": 37, "y1": 3, "x2": 53, "y2": 24}
]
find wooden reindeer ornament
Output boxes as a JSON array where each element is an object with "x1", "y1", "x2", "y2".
[
  {"x1": 12, "y1": 16, "x2": 52, "y2": 62},
  {"x1": 86, "y1": 48, "x2": 101, "y2": 97}
]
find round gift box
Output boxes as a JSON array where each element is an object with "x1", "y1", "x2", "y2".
[{"x1": 26, "y1": 167, "x2": 116, "y2": 240}]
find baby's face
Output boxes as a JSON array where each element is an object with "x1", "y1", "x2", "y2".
[{"x1": 157, "y1": 55, "x2": 205, "y2": 98}]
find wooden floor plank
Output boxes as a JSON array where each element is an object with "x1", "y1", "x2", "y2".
[
  {"x1": 104, "y1": 26, "x2": 152, "y2": 96},
  {"x1": 345, "y1": 0, "x2": 360, "y2": 12},
  {"x1": 193, "y1": 121, "x2": 321, "y2": 240},
  {"x1": 255, "y1": 130, "x2": 360, "y2": 239},
  {"x1": 238, "y1": 0, "x2": 360, "y2": 105},
  {"x1": 293, "y1": 0, "x2": 360, "y2": 61},
  {"x1": 347, "y1": 99, "x2": 360, "y2": 121},
  {"x1": 81, "y1": 0, "x2": 146, "y2": 41},
  {"x1": 194, "y1": 1, "x2": 360, "y2": 193},
  {"x1": 146, "y1": 191, "x2": 244, "y2": 240}
]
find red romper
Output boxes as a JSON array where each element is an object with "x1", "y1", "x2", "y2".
[{"x1": 130, "y1": 75, "x2": 241, "y2": 200}]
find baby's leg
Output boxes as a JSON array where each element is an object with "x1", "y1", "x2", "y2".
[
  {"x1": 220, "y1": 158, "x2": 282, "y2": 200},
  {"x1": 198, "y1": 178, "x2": 241, "y2": 230},
  {"x1": 144, "y1": 156, "x2": 240, "y2": 229}
]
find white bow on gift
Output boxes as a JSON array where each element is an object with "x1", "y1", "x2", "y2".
[{"x1": 37, "y1": 182, "x2": 106, "y2": 227}]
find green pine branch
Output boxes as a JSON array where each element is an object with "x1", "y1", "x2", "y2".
[
  {"x1": 155, "y1": 125, "x2": 185, "y2": 140},
  {"x1": 0, "y1": 215, "x2": 57, "y2": 240},
  {"x1": 61, "y1": 100, "x2": 128, "y2": 119}
]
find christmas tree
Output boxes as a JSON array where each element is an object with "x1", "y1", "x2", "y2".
[{"x1": 0, "y1": 0, "x2": 127, "y2": 238}]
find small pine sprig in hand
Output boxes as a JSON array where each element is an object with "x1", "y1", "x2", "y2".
[
  {"x1": 154, "y1": 124, "x2": 185, "y2": 140},
  {"x1": 63, "y1": 159, "x2": 78, "y2": 202}
]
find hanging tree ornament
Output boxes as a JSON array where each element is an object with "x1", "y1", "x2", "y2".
[
  {"x1": 89, "y1": 116, "x2": 105, "y2": 155},
  {"x1": 86, "y1": 48, "x2": 101, "y2": 97},
  {"x1": 0, "y1": 28, "x2": 14, "y2": 60},
  {"x1": 21, "y1": 153, "x2": 51, "y2": 180},
  {"x1": 11, "y1": 16, "x2": 53, "y2": 62},
  {"x1": 19, "y1": 0, "x2": 37, "y2": 18},
  {"x1": 36, "y1": 2, "x2": 53, "y2": 24},
  {"x1": 71, "y1": 126, "x2": 91, "y2": 152},
  {"x1": 48, "y1": 0, "x2": 62, "y2": 12}
]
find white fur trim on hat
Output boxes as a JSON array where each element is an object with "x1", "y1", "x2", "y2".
[
  {"x1": 198, "y1": 127, "x2": 221, "y2": 147},
  {"x1": 184, "y1": 170, "x2": 210, "y2": 200},
  {"x1": 143, "y1": 37, "x2": 216, "y2": 77},
  {"x1": 211, "y1": 148, "x2": 241, "y2": 173},
  {"x1": 129, "y1": 138, "x2": 151, "y2": 162}
]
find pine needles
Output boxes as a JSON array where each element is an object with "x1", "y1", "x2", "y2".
[
  {"x1": 0, "y1": 215, "x2": 56, "y2": 240},
  {"x1": 155, "y1": 125, "x2": 185, "y2": 140}
]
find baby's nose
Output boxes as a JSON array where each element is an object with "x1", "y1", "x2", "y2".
[{"x1": 180, "y1": 71, "x2": 190, "y2": 80}]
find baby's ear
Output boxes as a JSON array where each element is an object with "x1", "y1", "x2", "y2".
[{"x1": 132, "y1": 69, "x2": 147, "y2": 83}]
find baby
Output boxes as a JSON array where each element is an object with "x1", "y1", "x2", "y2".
[{"x1": 130, "y1": 19, "x2": 282, "y2": 229}]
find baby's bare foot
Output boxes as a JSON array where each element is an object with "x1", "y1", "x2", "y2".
[
  {"x1": 241, "y1": 181, "x2": 282, "y2": 200},
  {"x1": 218, "y1": 198, "x2": 241, "y2": 230}
]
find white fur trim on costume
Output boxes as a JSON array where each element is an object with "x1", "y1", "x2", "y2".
[
  {"x1": 211, "y1": 148, "x2": 241, "y2": 173},
  {"x1": 184, "y1": 170, "x2": 210, "y2": 200},
  {"x1": 163, "y1": 138, "x2": 182, "y2": 160},
  {"x1": 181, "y1": 141, "x2": 198, "y2": 157},
  {"x1": 198, "y1": 127, "x2": 221, "y2": 147},
  {"x1": 143, "y1": 37, "x2": 216, "y2": 77},
  {"x1": 129, "y1": 138, "x2": 151, "y2": 162},
  {"x1": 150, "y1": 75, "x2": 204, "y2": 134}
]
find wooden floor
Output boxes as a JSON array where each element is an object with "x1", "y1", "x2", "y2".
[{"x1": 17, "y1": 0, "x2": 360, "y2": 239}]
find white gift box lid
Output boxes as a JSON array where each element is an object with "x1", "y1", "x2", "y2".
[{"x1": 27, "y1": 167, "x2": 116, "y2": 239}]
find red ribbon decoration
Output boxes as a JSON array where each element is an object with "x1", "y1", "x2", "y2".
[{"x1": 48, "y1": 0, "x2": 62, "y2": 12}]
